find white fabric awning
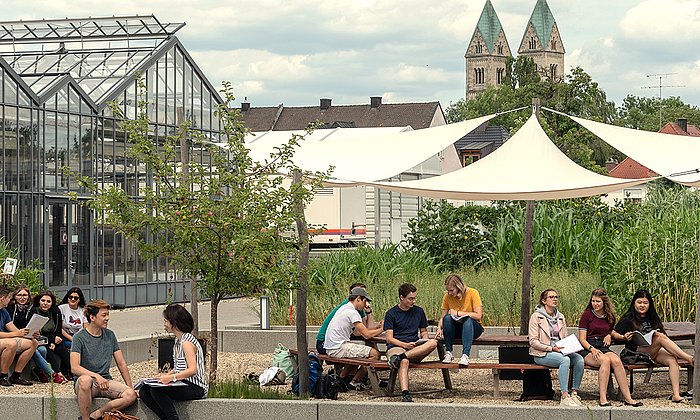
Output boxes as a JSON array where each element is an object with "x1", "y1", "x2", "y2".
[
  {"x1": 569, "y1": 115, "x2": 700, "y2": 187},
  {"x1": 243, "y1": 114, "x2": 497, "y2": 183},
  {"x1": 359, "y1": 115, "x2": 654, "y2": 200}
]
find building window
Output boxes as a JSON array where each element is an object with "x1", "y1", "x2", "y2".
[
  {"x1": 475, "y1": 43, "x2": 482, "y2": 54},
  {"x1": 529, "y1": 37, "x2": 536, "y2": 49},
  {"x1": 550, "y1": 64, "x2": 558, "y2": 79},
  {"x1": 474, "y1": 68, "x2": 485, "y2": 85},
  {"x1": 496, "y1": 68, "x2": 504, "y2": 84},
  {"x1": 551, "y1": 40, "x2": 557, "y2": 50},
  {"x1": 497, "y1": 44, "x2": 503, "y2": 55},
  {"x1": 462, "y1": 153, "x2": 480, "y2": 166}
]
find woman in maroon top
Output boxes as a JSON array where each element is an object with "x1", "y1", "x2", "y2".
[{"x1": 578, "y1": 288, "x2": 641, "y2": 407}]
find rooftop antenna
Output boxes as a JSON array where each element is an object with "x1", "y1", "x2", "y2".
[{"x1": 641, "y1": 73, "x2": 684, "y2": 130}]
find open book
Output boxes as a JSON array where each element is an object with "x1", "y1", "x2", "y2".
[
  {"x1": 450, "y1": 314, "x2": 469, "y2": 321},
  {"x1": 134, "y1": 377, "x2": 188, "y2": 389},
  {"x1": 24, "y1": 314, "x2": 48, "y2": 338},
  {"x1": 555, "y1": 334, "x2": 584, "y2": 356},
  {"x1": 630, "y1": 330, "x2": 656, "y2": 346},
  {"x1": 414, "y1": 338, "x2": 429, "y2": 346}
]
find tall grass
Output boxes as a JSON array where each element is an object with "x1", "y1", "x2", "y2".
[
  {"x1": 271, "y1": 246, "x2": 599, "y2": 326},
  {"x1": 208, "y1": 379, "x2": 297, "y2": 399}
]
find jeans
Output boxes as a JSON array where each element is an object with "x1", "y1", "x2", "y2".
[
  {"x1": 139, "y1": 381, "x2": 206, "y2": 420},
  {"x1": 442, "y1": 314, "x2": 484, "y2": 356},
  {"x1": 533, "y1": 351, "x2": 584, "y2": 393},
  {"x1": 33, "y1": 346, "x2": 54, "y2": 376}
]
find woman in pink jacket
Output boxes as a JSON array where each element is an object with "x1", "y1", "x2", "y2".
[{"x1": 528, "y1": 288, "x2": 584, "y2": 407}]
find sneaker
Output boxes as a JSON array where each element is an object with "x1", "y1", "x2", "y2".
[
  {"x1": 0, "y1": 377, "x2": 12, "y2": 387},
  {"x1": 442, "y1": 351, "x2": 454, "y2": 363},
  {"x1": 378, "y1": 379, "x2": 389, "y2": 388},
  {"x1": 458, "y1": 354, "x2": 470, "y2": 366},
  {"x1": 560, "y1": 396, "x2": 576, "y2": 407},
  {"x1": 33, "y1": 368, "x2": 50, "y2": 383},
  {"x1": 347, "y1": 381, "x2": 366, "y2": 391},
  {"x1": 388, "y1": 355, "x2": 401, "y2": 370},
  {"x1": 52, "y1": 373, "x2": 67, "y2": 384},
  {"x1": 10, "y1": 375, "x2": 33, "y2": 386},
  {"x1": 571, "y1": 393, "x2": 583, "y2": 405},
  {"x1": 402, "y1": 393, "x2": 413, "y2": 403}
]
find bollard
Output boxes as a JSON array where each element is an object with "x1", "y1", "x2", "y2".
[{"x1": 260, "y1": 295, "x2": 271, "y2": 330}]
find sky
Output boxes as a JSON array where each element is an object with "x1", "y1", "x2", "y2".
[{"x1": 1, "y1": 0, "x2": 699, "y2": 111}]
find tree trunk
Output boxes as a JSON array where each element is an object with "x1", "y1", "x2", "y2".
[
  {"x1": 180, "y1": 133, "x2": 199, "y2": 336},
  {"x1": 190, "y1": 278, "x2": 199, "y2": 337},
  {"x1": 520, "y1": 200, "x2": 535, "y2": 334},
  {"x1": 693, "y1": 229, "x2": 700, "y2": 404},
  {"x1": 209, "y1": 294, "x2": 219, "y2": 384},
  {"x1": 292, "y1": 170, "x2": 310, "y2": 397}
]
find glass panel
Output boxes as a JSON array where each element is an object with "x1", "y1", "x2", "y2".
[
  {"x1": 68, "y1": 85, "x2": 80, "y2": 113},
  {"x1": 56, "y1": 113, "x2": 69, "y2": 191},
  {"x1": 146, "y1": 61, "x2": 157, "y2": 123},
  {"x1": 4, "y1": 75, "x2": 17, "y2": 104},
  {"x1": 32, "y1": 109, "x2": 41, "y2": 191},
  {"x1": 43, "y1": 111, "x2": 58, "y2": 191},
  {"x1": 166, "y1": 47, "x2": 176, "y2": 127},
  {"x1": 3, "y1": 107, "x2": 18, "y2": 191},
  {"x1": 48, "y1": 202, "x2": 68, "y2": 287},
  {"x1": 201, "y1": 90, "x2": 211, "y2": 130},
  {"x1": 156, "y1": 58, "x2": 167, "y2": 125},
  {"x1": 192, "y1": 73, "x2": 202, "y2": 130},
  {"x1": 124, "y1": 81, "x2": 137, "y2": 120},
  {"x1": 184, "y1": 57, "x2": 192, "y2": 127},
  {"x1": 80, "y1": 115, "x2": 94, "y2": 181},
  {"x1": 18, "y1": 89, "x2": 31, "y2": 107},
  {"x1": 175, "y1": 47, "x2": 184, "y2": 126},
  {"x1": 57, "y1": 86, "x2": 69, "y2": 112},
  {"x1": 44, "y1": 93, "x2": 57, "y2": 110},
  {"x1": 68, "y1": 114, "x2": 81, "y2": 190},
  {"x1": 72, "y1": 204, "x2": 91, "y2": 286},
  {"x1": 17, "y1": 107, "x2": 33, "y2": 191}
]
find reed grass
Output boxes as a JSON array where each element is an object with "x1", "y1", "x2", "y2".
[{"x1": 208, "y1": 379, "x2": 297, "y2": 399}]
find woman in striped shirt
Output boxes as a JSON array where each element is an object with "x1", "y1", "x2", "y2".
[{"x1": 140, "y1": 304, "x2": 208, "y2": 420}]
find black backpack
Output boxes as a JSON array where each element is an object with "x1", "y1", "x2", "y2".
[{"x1": 292, "y1": 354, "x2": 340, "y2": 399}]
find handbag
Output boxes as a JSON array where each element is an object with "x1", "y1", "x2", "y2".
[
  {"x1": 272, "y1": 343, "x2": 294, "y2": 381},
  {"x1": 102, "y1": 409, "x2": 139, "y2": 420},
  {"x1": 619, "y1": 348, "x2": 655, "y2": 366}
]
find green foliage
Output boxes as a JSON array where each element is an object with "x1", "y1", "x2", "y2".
[
  {"x1": 271, "y1": 258, "x2": 598, "y2": 327},
  {"x1": 0, "y1": 237, "x2": 44, "y2": 293},
  {"x1": 604, "y1": 184, "x2": 700, "y2": 321},
  {"x1": 617, "y1": 95, "x2": 700, "y2": 131},
  {"x1": 208, "y1": 379, "x2": 297, "y2": 399},
  {"x1": 406, "y1": 200, "x2": 504, "y2": 269}
]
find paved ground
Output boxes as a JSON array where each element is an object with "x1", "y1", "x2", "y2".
[{"x1": 107, "y1": 297, "x2": 261, "y2": 339}]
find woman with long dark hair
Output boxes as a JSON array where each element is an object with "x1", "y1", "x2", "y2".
[
  {"x1": 578, "y1": 288, "x2": 641, "y2": 406},
  {"x1": 614, "y1": 289, "x2": 694, "y2": 403},
  {"x1": 58, "y1": 287, "x2": 88, "y2": 348},
  {"x1": 31, "y1": 290, "x2": 72, "y2": 381},
  {"x1": 140, "y1": 304, "x2": 208, "y2": 419}
]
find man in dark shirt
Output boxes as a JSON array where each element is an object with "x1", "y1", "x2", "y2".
[
  {"x1": 0, "y1": 284, "x2": 36, "y2": 386},
  {"x1": 71, "y1": 300, "x2": 136, "y2": 420},
  {"x1": 384, "y1": 283, "x2": 438, "y2": 402}
]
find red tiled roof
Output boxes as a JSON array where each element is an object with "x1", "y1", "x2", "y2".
[
  {"x1": 658, "y1": 122, "x2": 700, "y2": 136},
  {"x1": 609, "y1": 157, "x2": 658, "y2": 179}
]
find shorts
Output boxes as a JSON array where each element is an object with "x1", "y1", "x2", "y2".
[
  {"x1": 74, "y1": 377, "x2": 130, "y2": 399},
  {"x1": 14, "y1": 337, "x2": 32, "y2": 354},
  {"x1": 386, "y1": 346, "x2": 428, "y2": 362},
  {"x1": 326, "y1": 342, "x2": 371, "y2": 359}
]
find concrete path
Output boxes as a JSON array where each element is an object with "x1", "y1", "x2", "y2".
[{"x1": 107, "y1": 297, "x2": 261, "y2": 339}]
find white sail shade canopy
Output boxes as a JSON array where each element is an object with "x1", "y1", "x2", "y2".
[
  {"x1": 569, "y1": 115, "x2": 700, "y2": 187},
  {"x1": 358, "y1": 114, "x2": 654, "y2": 201},
  {"x1": 242, "y1": 114, "x2": 497, "y2": 183}
]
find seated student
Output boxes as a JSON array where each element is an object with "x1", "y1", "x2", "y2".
[
  {"x1": 614, "y1": 289, "x2": 694, "y2": 403},
  {"x1": 0, "y1": 284, "x2": 37, "y2": 386},
  {"x1": 71, "y1": 300, "x2": 136, "y2": 420},
  {"x1": 385, "y1": 283, "x2": 438, "y2": 403},
  {"x1": 323, "y1": 287, "x2": 384, "y2": 391},
  {"x1": 31, "y1": 290, "x2": 72, "y2": 382},
  {"x1": 315, "y1": 282, "x2": 376, "y2": 355},
  {"x1": 58, "y1": 287, "x2": 88, "y2": 348},
  {"x1": 528, "y1": 288, "x2": 584, "y2": 407},
  {"x1": 578, "y1": 288, "x2": 641, "y2": 407},
  {"x1": 436, "y1": 274, "x2": 483, "y2": 366},
  {"x1": 7, "y1": 286, "x2": 65, "y2": 384}
]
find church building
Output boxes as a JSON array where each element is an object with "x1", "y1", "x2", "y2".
[{"x1": 465, "y1": 0, "x2": 565, "y2": 99}]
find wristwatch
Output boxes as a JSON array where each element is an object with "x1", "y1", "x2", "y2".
[{"x1": 588, "y1": 345, "x2": 593, "y2": 351}]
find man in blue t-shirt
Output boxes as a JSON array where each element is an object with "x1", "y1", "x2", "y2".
[
  {"x1": 384, "y1": 283, "x2": 438, "y2": 402},
  {"x1": 0, "y1": 284, "x2": 37, "y2": 386}
]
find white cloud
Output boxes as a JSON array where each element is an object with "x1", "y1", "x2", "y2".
[{"x1": 620, "y1": 0, "x2": 700, "y2": 40}]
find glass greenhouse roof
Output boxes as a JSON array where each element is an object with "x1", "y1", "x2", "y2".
[{"x1": 0, "y1": 16, "x2": 184, "y2": 106}]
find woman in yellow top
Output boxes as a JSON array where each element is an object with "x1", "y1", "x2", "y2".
[{"x1": 435, "y1": 274, "x2": 483, "y2": 365}]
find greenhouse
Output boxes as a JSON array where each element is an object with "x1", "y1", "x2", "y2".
[{"x1": 0, "y1": 15, "x2": 225, "y2": 305}]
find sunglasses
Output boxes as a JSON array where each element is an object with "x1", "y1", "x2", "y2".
[{"x1": 68, "y1": 296, "x2": 80, "y2": 301}]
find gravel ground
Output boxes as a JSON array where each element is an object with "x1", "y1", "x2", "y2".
[{"x1": 0, "y1": 352, "x2": 695, "y2": 409}]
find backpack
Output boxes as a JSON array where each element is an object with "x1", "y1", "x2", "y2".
[
  {"x1": 272, "y1": 343, "x2": 295, "y2": 382},
  {"x1": 292, "y1": 353, "x2": 339, "y2": 399}
]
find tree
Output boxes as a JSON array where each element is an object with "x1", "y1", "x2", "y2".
[
  {"x1": 69, "y1": 79, "x2": 327, "y2": 384},
  {"x1": 617, "y1": 95, "x2": 700, "y2": 131}
]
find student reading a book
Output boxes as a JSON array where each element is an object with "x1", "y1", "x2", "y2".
[
  {"x1": 139, "y1": 304, "x2": 208, "y2": 420},
  {"x1": 30, "y1": 290, "x2": 72, "y2": 382},
  {"x1": 614, "y1": 289, "x2": 694, "y2": 403},
  {"x1": 578, "y1": 288, "x2": 641, "y2": 407},
  {"x1": 528, "y1": 288, "x2": 584, "y2": 407},
  {"x1": 7, "y1": 286, "x2": 65, "y2": 384},
  {"x1": 436, "y1": 274, "x2": 483, "y2": 366}
]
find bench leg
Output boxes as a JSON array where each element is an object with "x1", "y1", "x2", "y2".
[
  {"x1": 688, "y1": 366, "x2": 694, "y2": 391},
  {"x1": 366, "y1": 367, "x2": 386, "y2": 396},
  {"x1": 492, "y1": 369, "x2": 500, "y2": 398},
  {"x1": 643, "y1": 367, "x2": 653, "y2": 384},
  {"x1": 628, "y1": 369, "x2": 634, "y2": 393},
  {"x1": 387, "y1": 368, "x2": 397, "y2": 395}
]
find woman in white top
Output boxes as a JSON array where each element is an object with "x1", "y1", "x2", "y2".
[
  {"x1": 140, "y1": 304, "x2": 208, "y2": 420},
  {"x1": 57, "y1": 287, "x2": 88, "y2": 348}
]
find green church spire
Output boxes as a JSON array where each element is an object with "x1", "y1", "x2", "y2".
[
  {"x1": 475, "y1": 0, "x2": 504, "y2": 54},
  {"x1": 527, "y1": 0, "x2": 557, "y2": 47}
]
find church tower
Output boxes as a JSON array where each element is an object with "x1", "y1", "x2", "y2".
[
  {"x1": 517, "y1": 0, "x2": 565, "y2": 81},
  {"x1": 465, "y1": 0, "x2": 512, "y2": 100}
]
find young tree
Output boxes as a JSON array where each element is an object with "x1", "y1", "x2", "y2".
[{"x1": 69, "y1": 79, "x2": 328, "y2": 383}]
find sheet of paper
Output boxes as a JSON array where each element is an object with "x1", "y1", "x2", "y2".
[
  {"x1": 134, "y1": 377, "x2": 188, "y2": 389},
  {"x1": 555, "y1": 334, "x2": 584, "y2": 355},
  {"x1": 24, "y1": 314, "x2": 49, "y2": 338}
]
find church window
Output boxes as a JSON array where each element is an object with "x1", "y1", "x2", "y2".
[
  {"x1": 497, "y1": 68, "x2": 504, "y2": 84},
  {"x1": 550, "y1": 64, "x2": 558, "y2": 79},
  {"x1": 475, "y1": 43, "x2": 482, "y2": 54},
  {"x1": 497, "y1": 44, "x2": 503, "y2": 55},
  {"x1": 529, "y1": 37, "x2": 536, "y2": 49},
  {"x1": 551, "y1": 40, "x2": 557, "y2": 50}
]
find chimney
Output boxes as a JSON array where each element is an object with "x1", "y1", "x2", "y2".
[
  {"x1": 677, "y1": 118, "x2": 688, "y2": 134},
  {"x1": 370, "y1": 96, "x2": 382, "y2": 108},
  {"x1": 320, "y1": 98, "x2": 331, "y2": 110},
  {"x1": 241, "y1": 96, "x2": 250, "y2": 112},
  {"x1": 605, "y1": 158, "x2": 619, "y2": 173}
]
